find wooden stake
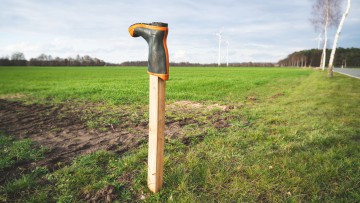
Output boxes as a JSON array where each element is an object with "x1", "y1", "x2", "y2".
[{"x1": 148, "y1": 74, "x2": 165, "y2": 193}]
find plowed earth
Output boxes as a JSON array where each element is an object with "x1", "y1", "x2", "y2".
[{"x1": 0, "y1": 99, "x2": 232, "y2": 184}]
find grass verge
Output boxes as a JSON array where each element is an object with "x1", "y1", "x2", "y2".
[{"x1": 0, "y1": 67, "x2": 359, "y2": 202}]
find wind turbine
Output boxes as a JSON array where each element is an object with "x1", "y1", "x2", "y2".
[
  {"x1": 225, "y1": 40, "x2": 229, "y2": 67},
  {"x1": 216, "y1": 28, "x2": 223, "y2": 66},
  {"x1": 315, "y1": 32, "x2": 323, "y2": 50}
]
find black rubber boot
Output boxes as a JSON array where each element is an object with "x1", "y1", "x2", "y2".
[{"x1": 129, "y1": 22, "x2": 169, "y2": 81}]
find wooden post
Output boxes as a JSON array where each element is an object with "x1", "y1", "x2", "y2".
[{"x1": 148, "y1": 74, "x2": 165, "y2": 193}]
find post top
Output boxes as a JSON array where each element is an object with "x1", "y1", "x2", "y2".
[
  {"x1": 151, "y1": 22, "x2": 168, "y2": 27},
  {"x1": 129, "y1": 22, "x2": 168, "y2": 28}
]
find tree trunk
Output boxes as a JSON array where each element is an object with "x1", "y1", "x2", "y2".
[
  {"x1": 320, "y1": 0, "x2": 330, "y2": 71},
  {"x1": 328, "y1": 0, "x2": 351, "y2": 77}
]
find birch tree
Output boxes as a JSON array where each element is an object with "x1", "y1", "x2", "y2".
[
  {"x1": 310, "y1": 0, "x2": 341, "y2": 70},
  {"x1": 328, "y1": 0, "x2": 351, "y2": 77},
  {"x1": 321, "y1": 0, "x2": 329, "y2": 70}
]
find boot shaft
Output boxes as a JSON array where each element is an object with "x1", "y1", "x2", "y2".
[{"x1": 129, "y1": 22, "x2": 169, "y2": 81}]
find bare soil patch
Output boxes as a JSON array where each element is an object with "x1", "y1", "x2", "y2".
[
  {"x1": 168, "y1": 100, "x2": 232, "y2": 111},
  {"x1": 0, "y1": 99, "x2": 148, "y2": 183},
  {"x1": 246, "y1": 95, "x2": 258, "y2": 101},
  {"x1": 84, "y1": 184, "x2": 118, "y2": 203},
  {"x1": 0, "y1": 93, "x2": 27, "y2": 99},
  {"x1": 268, "y1": 92, "x2": 285, "y2": 100},
  {"x1": 0, "y1": 99, "x2": 233, "y2": 184}
]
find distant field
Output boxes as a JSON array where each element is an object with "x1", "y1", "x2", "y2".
[
  {"x1": 0, "y1": 66, "x2": 311, "y2": 104},
  {"x1": 0, "y1": 66, "x2": 359, "y2": 202}
]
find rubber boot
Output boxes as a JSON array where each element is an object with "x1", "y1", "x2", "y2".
[{"x1": 129, "y1": 22, "x2": 169, "y2": 81}]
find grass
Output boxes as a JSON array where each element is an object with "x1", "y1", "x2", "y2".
[
  {"x1": 0, "y1": 66, "x2": 310, "y2": 105},
  {"x1": 0, "y1": 132, "x2": 48, "y2": 202},
  {"x1": 0, "y1": 132, "x2": 47, "y2": 171},
  {"x1": 0, "y1": 66, "x2": 359, "y2": 202}
]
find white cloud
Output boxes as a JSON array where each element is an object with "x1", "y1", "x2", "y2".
[
  {"x1": 1, "y1": 0, "x2": 359, "y2": 63},
  {"x1": 4, "y1": 42, "x2": 41, "y2": 53},
  {"x1": 172, "y1": 50, "x2": 187, "y2": 62}
]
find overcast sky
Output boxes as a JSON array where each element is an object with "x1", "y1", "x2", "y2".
[{"x1": 1, "y1": 0, "x2": 359, "y2": 63}]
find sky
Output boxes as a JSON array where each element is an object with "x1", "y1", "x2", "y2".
[{"x1": 1, "y1": 0, "x2": 359, "y2": 64}]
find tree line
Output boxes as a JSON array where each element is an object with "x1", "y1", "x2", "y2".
[
  {"x1": 2, "y1": 48, "x2": 359, "y2": 68},
  {"x1": 278, "y1": 47, "x2": 360, "y2": 68},
  {"x1": 120, "y1": 61, "x2": 275, "y2": 67},
  {"x1": 1, "y1": 53, "x2": 275, "y2": 67},
  {"x1": 0, "y1": 52, "x2": 106, "y2": 66}
]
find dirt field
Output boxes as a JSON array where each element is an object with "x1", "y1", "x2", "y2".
[{"x1": 0, "y1": 99, "x2": 231, "y2": 184}]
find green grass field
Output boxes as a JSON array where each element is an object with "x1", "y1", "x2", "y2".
[
  {"x1": 0, "y1": 66, "x2": 359, "y2": 202},
  {"x1": 0, "y1": 66, "x2": 311, "y2": 104}
]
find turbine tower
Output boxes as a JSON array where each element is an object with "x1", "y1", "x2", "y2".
[
  {"x1": 316, "y1": 32, "x2": 322, "y2": 50},
  {"x1": 226, "y1": 40, "x2": 229, "y2": 67},
  {"x1": 216, "y1": 28, "x2": 223, "y2": 66}
]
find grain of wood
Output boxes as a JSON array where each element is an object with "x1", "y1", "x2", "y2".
[{"x1": 147, "y1": 75, "x2": 166, "y2": 193}]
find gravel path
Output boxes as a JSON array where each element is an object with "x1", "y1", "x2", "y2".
[{"x1": 334, "y1": 68, "x2": 360, "y2": 79}]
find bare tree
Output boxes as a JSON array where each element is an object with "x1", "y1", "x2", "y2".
[
  {"x1": 10, "y1": 52, "x2": 26, "y2": 61},
  {"x1": 37, "y1": 54, "x2": 48, "y2": 61},
  {"x1": 321, "y1": 0, "x2": 329, "y2": 70},
  {"x1": 328, "y1": 0, "x2": 351, "y2": 77},
  {"x1": 310, "y1": 0, "x2": 341, "y2": 70}
]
